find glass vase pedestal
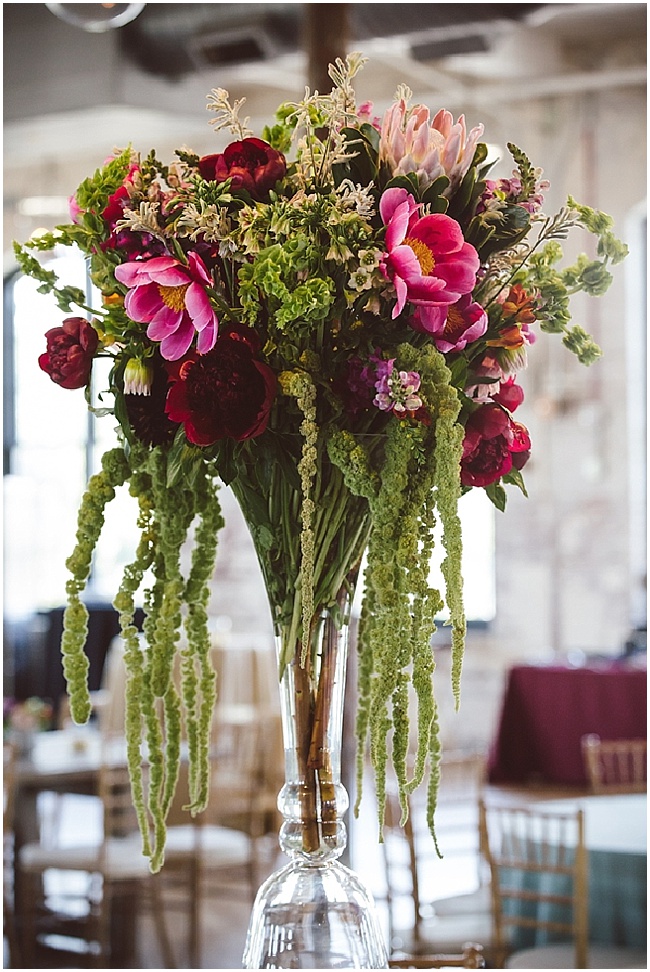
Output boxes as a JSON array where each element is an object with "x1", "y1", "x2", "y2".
[
  {"x1": 242, "y1": 598, "x2": 388, "y2": 969},
  {"x1": 243, "y1": 859, "x2": 387, "y2": 969}
]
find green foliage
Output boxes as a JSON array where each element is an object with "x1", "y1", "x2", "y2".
[{"x1": 507, "y1": 142, "x2": 538, "y2": 203}]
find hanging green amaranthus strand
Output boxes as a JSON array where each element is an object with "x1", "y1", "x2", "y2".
[{"x1": 62, "y1": 448, "x2": 131, "y2": 724}]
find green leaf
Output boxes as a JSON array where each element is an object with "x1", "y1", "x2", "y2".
[
  {"x1": 359, "y1": 122, "x2": 380, "y2": 155},
  {"x1": 485, "y1": 481, "x2": 507, "y2": 512},
  {"x1": 503, "y1": 468, "x2": 529, "y2": 497}
]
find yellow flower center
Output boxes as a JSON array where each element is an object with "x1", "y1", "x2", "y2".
[
  {"x1": 405, "y1": 237, "x2": 435, "y2": 275},
  {"x1": 443, "y1": 305, "x2": 466, "y2": 342},
  {"x1": 158, "y1": 283, "x2": 189, "y2": 311}
]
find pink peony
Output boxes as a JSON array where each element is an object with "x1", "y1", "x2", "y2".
[
  {"x1": 411, "y1": 293, "x2": 487, "y2": 353},
  {"x1": 380, "y1": 187, "x2": 479, "y2": 320},
  {"x1": 380, "y1": 101, "x2": 483, "y2": 192},
  {"x1": 114, "y1": 253, "x2": 218, "y2": 361}
]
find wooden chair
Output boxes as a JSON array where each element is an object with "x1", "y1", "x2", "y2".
[
  {"x1": 581, "y1": 734, "x2": 647, "y2": 793},
  {"x1": 381, "y1": 773, "x2": 493, "y2": 961},
  {"x1": 388, "y1": 942, "x2": 486, "y2": 967},
  {"x1": 161, "y1": 710, "x2": 283, "y2": 967},
  {"x1": 4, "y1": 742, "x2": 22, "y2": 967},
  {"x1": 478, "y1": 798, "x2": 646, "y2": 969},
  {"x1": 17, "y1": 760, "x2": 176, "y2": 968}
]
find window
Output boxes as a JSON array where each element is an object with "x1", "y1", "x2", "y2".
[{"x1": 4, "y1": 250, "x2": 139, "y2": 618}]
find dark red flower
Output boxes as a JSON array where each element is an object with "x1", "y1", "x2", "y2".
[
  {"x1": 100, "y1": 166, "x2": 166, "y2": 259},
  {"x1": 125, "y1": 355, "x2": 179, "y2": 447},
  {"x1": 38, "y1": 317, "x2": 98, "y2": 389},
  {"x1": 461, "y1": 403, "x2": 531, "y2": 487},
  {"x1": 198, "y1": 137, "x2": 286, "y2": 201},
  {"x1": 165, "y1": 323, "x2": 276, "y2": 446}
]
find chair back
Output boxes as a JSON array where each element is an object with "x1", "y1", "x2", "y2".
[
  {"x1": 381, "y1": 751, "x2": 488, "y2": 951},
  {"x1": 581, "y1": 734, "x2": 647, "y2": 793},
  {"x1": 478, "y1": 799, "x2": 588, "y2": 969},
  {"x1": 4, "y1": 742, "x2": 16, "y2": 833},
  {"x1": 99, "y1": 762, "x2": 142, "y2": 839}
]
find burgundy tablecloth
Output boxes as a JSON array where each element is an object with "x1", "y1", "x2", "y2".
[{"x1": 488, "y1": 663, "x2": 647, "y2": 785}]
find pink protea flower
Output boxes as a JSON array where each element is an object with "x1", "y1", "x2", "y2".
[
  {"x1": 411, "y1": 293, "x2": 487, "y2": 353},
  {"x1": 380, "y1": 187, "x2": 479, "y2": 320},
  {"x1": 380, "y1": 100, "x2": 484, "y2": 192},
  {"x1": 114, "y1": 253, "x2": 218, "y2": 361}
]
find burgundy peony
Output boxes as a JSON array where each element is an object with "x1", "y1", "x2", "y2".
[
  {"x1": 125, "y1": 355, "x2": 179, "y2": 447},
  {"x1": 165, "y1": 323, "x2": 276, "y2": 445},
  {"x1": 38, "y1": 317, "x2": 99, "y2": 389},
  {"x1": 460, "y1": 403, "x2": 531, "y2": 488},
  {"x1": 198, "y1": 137, "x2": 286, "y2": 201}
]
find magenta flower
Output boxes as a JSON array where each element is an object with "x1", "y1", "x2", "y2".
[
  {"x1": 460, "y1": 404, "x2": 531, "y2": 487},
  {"x1": 491, "y1": 377, "x2": 525, "y2": 413},
  {"x1": 114, "y1": 253, "x2": 218, "y2": 361},
  {"x1": 380, "y1": 187, "x2": 479, "y2": 320},
  {"x1": 411, "y1": 293, "x2": 487, "y2": 353}
]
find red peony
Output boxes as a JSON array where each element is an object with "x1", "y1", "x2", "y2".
[
  {"x1": 460, "y1": 403, "x2": 531, "y2": 487},
  {"x1": 165, "y1": 323, "x2": 276, "y2": 446},
  {"x1": 198, "y1": 137, "x2": 286, "y2": 201},
  {"x1": 38, "y1": 317, "x2": 99, "y2": 389}
]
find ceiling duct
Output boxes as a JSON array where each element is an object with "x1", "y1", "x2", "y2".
[
  {"x1": 118, "y1": 3, "x2": 542, "y2": 80},
  {"x1": 411, "y1": 35, "x2": 491, "y2": 62}
]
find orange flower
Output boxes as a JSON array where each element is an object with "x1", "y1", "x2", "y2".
[
  {"x1": 501, "y1": 283, "x2": 537, "y2": 325},
  {"x1": 487, "y1": 285, "x2": 537, "y2": 349},
  {"x1": 487, "y1": 324, "x2": 525, "y2": 350}
]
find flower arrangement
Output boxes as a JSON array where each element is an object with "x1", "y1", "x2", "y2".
[
  {"x1": 15, "y1": 53, "x2": 626, "y2": 871},
  {"x1": 4, "y1": 697, "x2": 54, "y2": 736}
]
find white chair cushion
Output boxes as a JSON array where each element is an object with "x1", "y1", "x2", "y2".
[
  {"x1": 19, "y1": 834, "x2": 153, "y2": 879},
  {"x1": 506, "y1": 944, "x2": 648, "y2": 968},
  {"x1": 432, "y1": 886, "x2": 491, "y2": 917},
  {"x1": 163, "y1": 823, "x2": 252, "y2": 867}
]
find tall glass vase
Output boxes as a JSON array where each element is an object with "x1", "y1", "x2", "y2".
[{"x1": 242, "y1": 587, "x2": 388, "y2": 969}]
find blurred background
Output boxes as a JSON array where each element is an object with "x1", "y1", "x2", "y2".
[
  {"x1": 4, "y1": 0, "x2": 646, "y2": 740},
  {"x1": 2, "y1": 4, "x2": 647, "y2": 967}
]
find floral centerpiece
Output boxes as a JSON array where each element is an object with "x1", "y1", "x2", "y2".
[
  {"x1": 4, "y1": 696, "x2": 54, "y2": 736},
  {"x1": 15, "y1": 52, "x2": 626, "y2": 894},
  {"x1": 4, "y1": 697, "x2": 53, "y2": 757}
]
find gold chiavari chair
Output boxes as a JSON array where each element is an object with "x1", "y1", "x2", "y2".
[
  {"x1": 581, "y1": 734, "x2": 647, "y2": 793},
  {"x1": 388, "y1": 942, "x2": 486, "y2": 968},
  {"x1": 479, "y1": 798, "x2": 646, "y2": 969}
]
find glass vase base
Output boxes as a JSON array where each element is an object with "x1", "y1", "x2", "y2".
[{"x1": 243, "y1": 859, "x2": 388, "y2": 969}]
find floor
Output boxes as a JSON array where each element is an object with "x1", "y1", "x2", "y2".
[{"x1": 7, "y1": 775, "x2": 486, "y2": 969}]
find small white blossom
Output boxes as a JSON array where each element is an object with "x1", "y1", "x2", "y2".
[
  {"x1": 336, "y1": 180, "x2": 375, "y2": 217},
  {"x1": 115, "y1": 202, "x2": 166, "y2": 240}
]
